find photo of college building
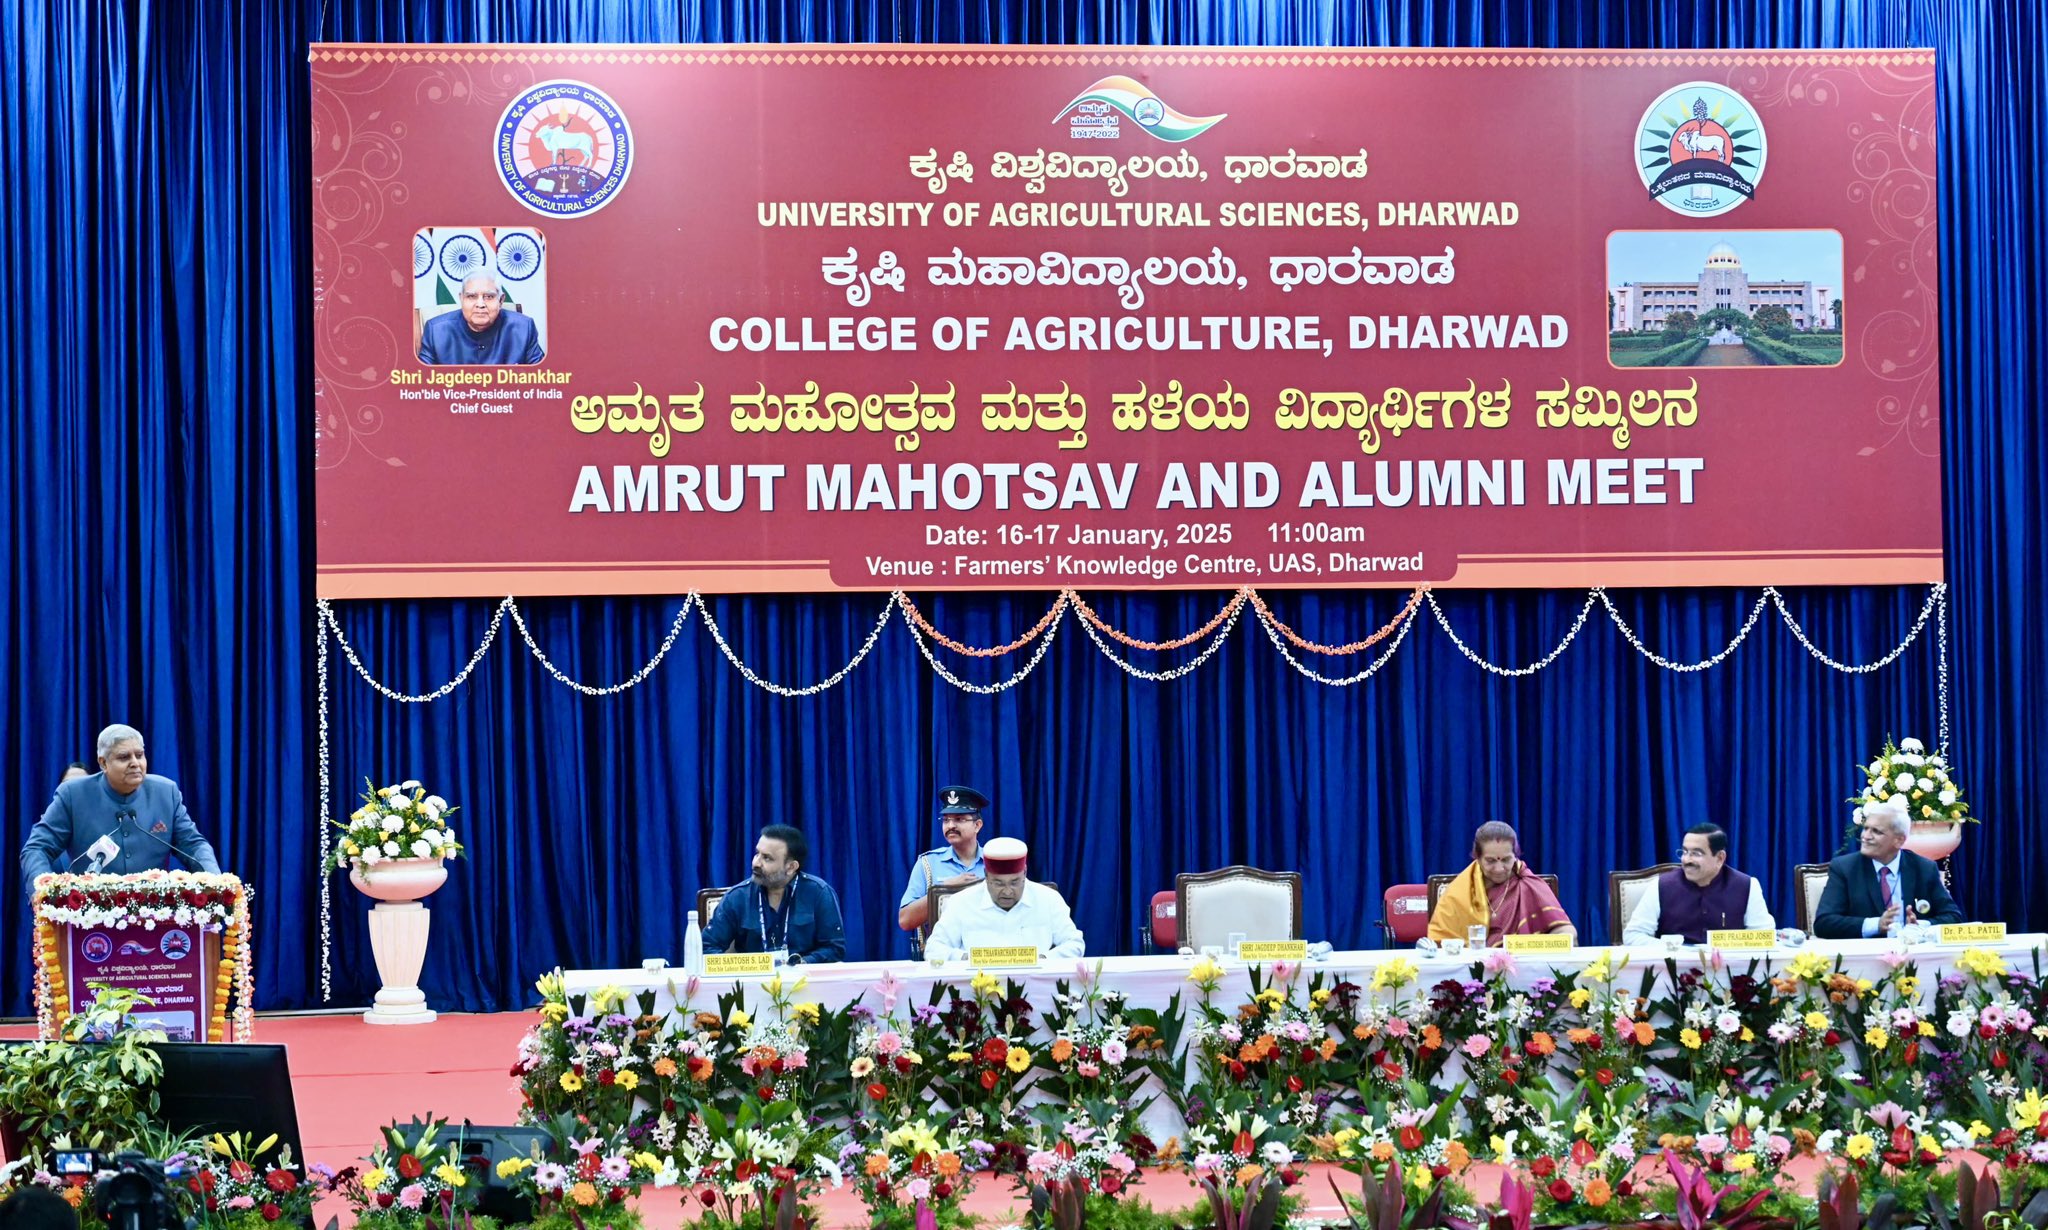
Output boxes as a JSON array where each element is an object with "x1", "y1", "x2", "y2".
[{"x1": 1610, "y1": 241, "x2": 1836, "y2": 332}]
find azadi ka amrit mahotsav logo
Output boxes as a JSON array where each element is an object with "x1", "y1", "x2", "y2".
[{"x1": 1055, "y1": 76, "x2": 1225, "y2": 142}]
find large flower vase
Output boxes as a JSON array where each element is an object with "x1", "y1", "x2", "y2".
[
  {"x1": 1904, "y1": 821, "x2": 1962, "y2": 862},
  {"x1": 349, "y1": 857, "x2": 449, "y2": 1025}
]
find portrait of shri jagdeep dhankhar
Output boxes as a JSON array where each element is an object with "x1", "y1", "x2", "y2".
[{"x1": 418, "y1": 271, "x2": 546, "y2": 366}]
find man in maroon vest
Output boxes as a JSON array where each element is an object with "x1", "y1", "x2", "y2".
[{"x1": 1621, "y1": 822, "x2": 1775, "y2": 945}]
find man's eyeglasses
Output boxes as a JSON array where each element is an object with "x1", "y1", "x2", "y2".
[{"x1": 1676, "y1": 847, "x2": 1713, "y2": 861}]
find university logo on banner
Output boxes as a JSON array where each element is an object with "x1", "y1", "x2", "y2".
[
  {"x1": 1054, "y1": 75, "x2": 1226, "y2": 142},
  {"x1": 1636, "y1": 80, "x2": 1767, "y2": 218},
  {"x1": 496, "y1": 80, "x2": 635, "y2": 217}
]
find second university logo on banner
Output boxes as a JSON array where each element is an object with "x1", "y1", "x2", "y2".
[
  {"x1": 496, "y1": 80, "x2": 635, "y2": 217},
  {"x1": 1636, "y1": 80, "x2": 1767, "y2": 218}
]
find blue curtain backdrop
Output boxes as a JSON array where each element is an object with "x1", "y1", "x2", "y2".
[{"x1": 2, "y1": 0, "x2": 2040, "y2": 1015}]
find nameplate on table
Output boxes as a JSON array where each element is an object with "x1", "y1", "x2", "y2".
[
  {"x1": 969, "y1": 946, "x2": 1040, "y2": 969},
  {"x1": 1940, "y1": 922, "x2": 2007, "y2": 944},
  {"x1": 702, "y1": 953, "x2": 775, "y2": 977},
  {"x1": 1503, "y1": 934, "x2": 1572, "y2": 953},
  {"x1": 1707, "y1": 929, "x2": 1776, "y2": 951},
  {"x1": 1238, "y1": 940, "x2": 1309, "y2": 964}
]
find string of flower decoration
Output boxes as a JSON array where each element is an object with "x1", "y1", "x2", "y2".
[
  {"x1": 1426, "y1": 588, "x2": 1603, "y2": 677},
  {"x1": 1251, "y1": 591, "x2": 1421, "y2": 685},
  {"x1": 1936, "y1": 584, "x2": 1952, "y2": 753},
  {"x1": 1600, "y1": 587, "x2": 1772, "y2": 673},
  {"x1": 1068, "y1": 596, "x2": 1246, "y2": 682},
  {"x1": 320, "y1": 597, "x2": 512, "y2": 702},
  {"x1": 696, "y1": 591, "x2": 899, "y2": 697},
  {"x1": 317, "y1": 621, "x2": 333, "y2": 1001},
  {"x1": 900, "y1": 596, "x2": 1068, "y2": 693},
  {"x1": 1067, "y1": 589, "x2": 1244, "y2": 651},
  {"x1": 1772, "y1": 583, "x2": 1942, "y2": 674},
  {"x1": 508, "y1": 593, "x2": 699, "y2": 695},
  {"x1": 898, "y1": 591, "x2": 1069, "y2": 656},
  {"x1": 1249, "y1": 586, "x2": 1423, "y2": 655}
]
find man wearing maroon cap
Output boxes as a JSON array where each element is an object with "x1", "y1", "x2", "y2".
[{"x1": 923, "y1": 836, "x2": 1084, "y2": 963}]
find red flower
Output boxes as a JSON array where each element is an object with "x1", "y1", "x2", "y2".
[
  {"x1": 265, "y1": 1170, "x2": 298, "y2": 1193},
  {"x1": 1431, "y1": 1164, "x2": 1450, "y2": 1180},
  {"x1": 1234, "y1": 1130, "x2": 1256, "y2": 1155},
  {"x1": 1547, "y1": 1179, "x2": 1573, "y2": 1203},
  {"x1": 1228, "y1": 1060, "x2": 1247, "y2": 1081},
  {"x1": 757, "y1": 1085, "x2": 776, "y2": 1101},
  {"x1": 1903, "y1": 1040, "x2": 1920, "y2": 1065},
  {"x1": 206, "y1": 1199, "x2": 218, "y2": 1213},
  {"x1": 260, "y1": 1205, "x2": 282, "y2": 1222},
  {"x1": 1824, "y1": 1030, "x2": 1841, "y2": 1045},
  {"x1": 979, "y1": 1070, "x2": 998, "y2": 1090},
  {"x1": 1981, "y1": 1024, "x2": 1999, "y2": 1040},
  {"x1": 1995, "y1": 1129, "x2": 2019, "y2": 1148},
  {"x1": 934, "y1": 1181, "x2": 953, "y2": 1199},
  {"x1": 875, "y1": 1179, "x2": 892, "y2": 1199},
  {"x1": 598, "y1": 1070, "x2": 616, "y2": 1086},
  {"x1": 1100, "y1": 1172, "x2": 1123, "y2": 1196},
  {"x1": 1501, "y1": 1068, "x2": 1520, "y2": 1086},
  {"x1": 608, "y1": 1188, "x2": 626, "y2": 1204},
  {"x1": 1286, "y1": 1076, "x2": 1304, "y2": 1094},
  {"x1": 397, "y1": 1155, "x2": 425, "y2": 1180},
  {"x1": 735, "y1": 1160, "x2": 759, "y2": 1182},
  {"x1": 1617, "y1": 1180, "x2": 1634, "y2": 1198},
  {"x1": 376, "y1": 1194, "x2": 395, "y2": 1209},
  {"x1": 1570, "y1": 1139, "x2": 1596, "y2": 1168},
  {"x1": 230, "y1": 1162, "x2": 256, "y2": 1182},
  {"x1": 1729, "y1": 1125, "x2": 1752, "y2": 1151},
  {"x1": 189, "y1": 1173, "x2": 217, "y2": 1194},
  {"x1": 1398, "y1": 1127, "x2": 1423, "y2": 1151},
  {"x1": 698, "y1": 1188, "x2": 718, "y2": 1207},
  {"x1": 866, "y1": 1082, "x2": 889, "y2": 1101},
  {"x1": 1994, "y1": 1050, "x2": 2010, "y2": 1069},
  {"x1": 1594, "y1": 1068, "x2": 1615, "y2": 1087},
  {"x1": 1531, "y1": 1157, "x2": 1556, "y2": 1178},
  {"x1": 893, "y1": 1056, "x2": 913, "y2": 1074},
  {"x1": 980, "y1": 1038, "x2": 1009, "y2": 1063}
]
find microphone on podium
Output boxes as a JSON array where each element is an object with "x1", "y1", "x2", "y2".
[{"x1": 84, "y1": 834, "x2": 121, "y2": 874}]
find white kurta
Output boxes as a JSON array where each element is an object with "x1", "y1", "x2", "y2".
[{"x1": 925, "y1": 881, "x2": 1086, "y2": 962}]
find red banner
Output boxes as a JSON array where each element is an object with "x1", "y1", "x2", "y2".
[{"x1": 311, "y1": 46, "x2": 1940, "y2": 596}]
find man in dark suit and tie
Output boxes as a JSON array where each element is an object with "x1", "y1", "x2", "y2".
[{"x1": 1812, "y1": 798, "x2": 1962, "y2": 939}]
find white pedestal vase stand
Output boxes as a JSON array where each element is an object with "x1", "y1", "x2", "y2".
[{"x1": 350, "y1": 857, "x2": 449, "y2": 1025}]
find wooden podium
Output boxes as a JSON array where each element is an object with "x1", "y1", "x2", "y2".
[{"x1": 30, "y1": 871, "x2": 254, "y2": 1042}]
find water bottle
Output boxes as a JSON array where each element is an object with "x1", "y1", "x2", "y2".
[{"x1": 684, "y1": 910, "x2": 704, "y2": 974}]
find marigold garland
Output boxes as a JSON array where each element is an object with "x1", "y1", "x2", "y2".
[
  {"x1": 1249, "y1": 586, "x2": 1424, "y2": 655},
  {"x1": 31, "y1": 871, "x2": 255, "y2": 1042},
  {"x1": 1068, "y1": 588, "x2": 1246, "y2": 651},
  {"x1": 897, "y1": 591, "x2": 1068, "y2": 656}
]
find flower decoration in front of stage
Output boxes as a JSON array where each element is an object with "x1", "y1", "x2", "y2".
[
  {"x1": 182, "y1": 1131, "x2": 335, "y2": 1230},
  {"x1": 339, "y1": 1116, "x2": 480, "y2": 1226},
  {"x1": 1853, "y1": 736, "x2": 1972, "y2": 829},
  {"x1": 843, "y1": 1114, "x2": 993, "y2": 1220},
  {"x1": 325, "y1": 778, "x2": 463, "y2": 873}
]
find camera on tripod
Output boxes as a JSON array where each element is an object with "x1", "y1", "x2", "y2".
[{"x1": 93, "y1": 1152, "x2": 184, "y2": 1230}]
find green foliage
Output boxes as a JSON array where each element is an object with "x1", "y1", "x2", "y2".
[
  {"x1": 1752, "y1": 305, "x2": 1796, "y2": 339},
  {"x1": 1664, "y1": 310, "x2": 1699, "y2": 336},
  {"x1": 0, "y1": 985, "x2": 166, "y2": 1153}
]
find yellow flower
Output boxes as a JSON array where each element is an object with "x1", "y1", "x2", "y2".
[
  {"x1": 948, "y1": 1050, "x2": 973, "y2": 1063},
  {"x1": 495, "y1": 1159, "x2": 534, "y2": 1180},
  {"x1": 1969, "y1": 1121, "x2": 1992, "y2": 1140},
  {"x1": 1681, "y1": 1028, "x2": 1703, "y2": 1050},
  {"x1": 1254, "y1": 988, "x2": 1286, "y2": 1010},
  {"x1": 2011, "y1": 1090, "x2": 2048, "y2": 1132},
  {"x1": 1856, "y1": 979, "x2": 1874, "y2": 993},
  {"x1": 1727, "y1": 1155, "x2": 1756, "y2": 1173},
  {"x1": 343, "y1": 841, "x2": 359, "y2": 856},
  {"x1": 589, "y1": 985, "x2": 625, "y2": 1014},
  {"x1": 1844, "y1": 1134, "x2": 1876, "y2": 1161},
  {"x1": 1311, "y1": 988, "x2": 1333, "y2": 1006},
  {"x1": 559, "y1": 1072, "x2": 584, "y2": 1092},
  {"x1": 970, "y1": 971, "x2": 1001, "y2": 997},
  {"x1": 540, "y1": 1002, "x2": 569, "y2": 1024},
  {"x1": 1583, "y1": 956, "x2": 1612, "y2": 983},
  {"x1": 1897, "y1": 976, "x2": 1920, "y2": 998},
  {"x1": 792, "y1": 1002, "x2": 821, "y2": 1025},
  {"x1": 1804, "y1": 1011, "x2": 1830, "y2": 1031},
  {"x1": 434, "y1": 1164, "x2": 467, "y2": 1187},
  {"x1": 1958, "y1": 949, "x2": 2009, "y2": 979},
  {"x1": 1787, "y1": 952, "x2": 1833, "y2": 982},
  {"x1": 1864, "y1": 1027, "x2": 1889, "y2": 1051},
  {"x1": 1918, "y1": 1021, "x2": 1936, "y2": 1037},
  {"x1": 1918, "y1": 1134, "x2": 1940, "y2": 1157},
  {"x1": 634, "y1": 1152, "x2": 659, "y2": 1171},
  {"x1": 1568, "y1": 988, "x2": 1592, "y2": 1009},
  {"x1": 1371, "y1": 958, "x2": 1418, "y2": 991},
  {"x1": 615, "y1": 1070, "x2": 640, "y2": 1091},
  {"x1": 1005, "y1": 1045, "x2": 1032, "y2": 1073},
  {"x1": 1188, "y1": 959, "x2": 1225, "y2": 991},
  {"x1": 1573, "y1": 1110, "x2": 1596, "y2": 1136},
  {"x1": 534, "y1": 970, "x2": 565, "y2": 1001},
  {"x1": 728, "y1": 1008, "x2": 752, "y2": 1028},
  {"x1": 1741, "y1": 1027, "x2": 1754, "y2": 1042},
  {"x1": 362, "y1": 1169, "x2": 389, "y2": 1190}
]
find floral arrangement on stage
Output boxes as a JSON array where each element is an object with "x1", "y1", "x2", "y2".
[
  {"x1": 182, "y1": 1131, "x2": 336, "y2": 1230},
  {"x1": 1855, "y1": 735, "x2": 1972, "y2": 826},
  {"x1": 339, "y1": 1116, "x2": 480, "y2": 1230},
  {"x1": 844, "y1": 1114, "x2": 992, "y2": 1230},
  {"x1": 326, "y1": 778, "x2": 463, "y2": 872},
  {"x1": 495, "y1": 1118, "x2": 675, "y2": 1230},
  {"x1": 29, "y1": 869, "x2": 254, "y2": 1043}
]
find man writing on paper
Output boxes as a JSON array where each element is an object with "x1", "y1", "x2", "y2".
[
  {"x1": 703, "y1": 824, "x2": 847, "y2": 964},
  {"x1": 1812, "y1": 798, "x2": 1961, "y2": 939},
  {"x1": 1622, "y1": 823, "x2": 1775, "y2": 945},
  {"x1": 923, "y1": 837, "x2": 1084, "y2": 962},
  {"x1": 20, "y1": 724, "x2": 221, "y2": 902},
  {"x1": 898, "y1": 785, "x2": 988, "y2": 940},
  {"x1": 1427, "y1": 821, "x2": 1576, "y2": 945}
]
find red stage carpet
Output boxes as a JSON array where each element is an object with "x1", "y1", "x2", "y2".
[{"x1": 2, "y1": 1012, "x2": 1362, "y2": 1228}]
